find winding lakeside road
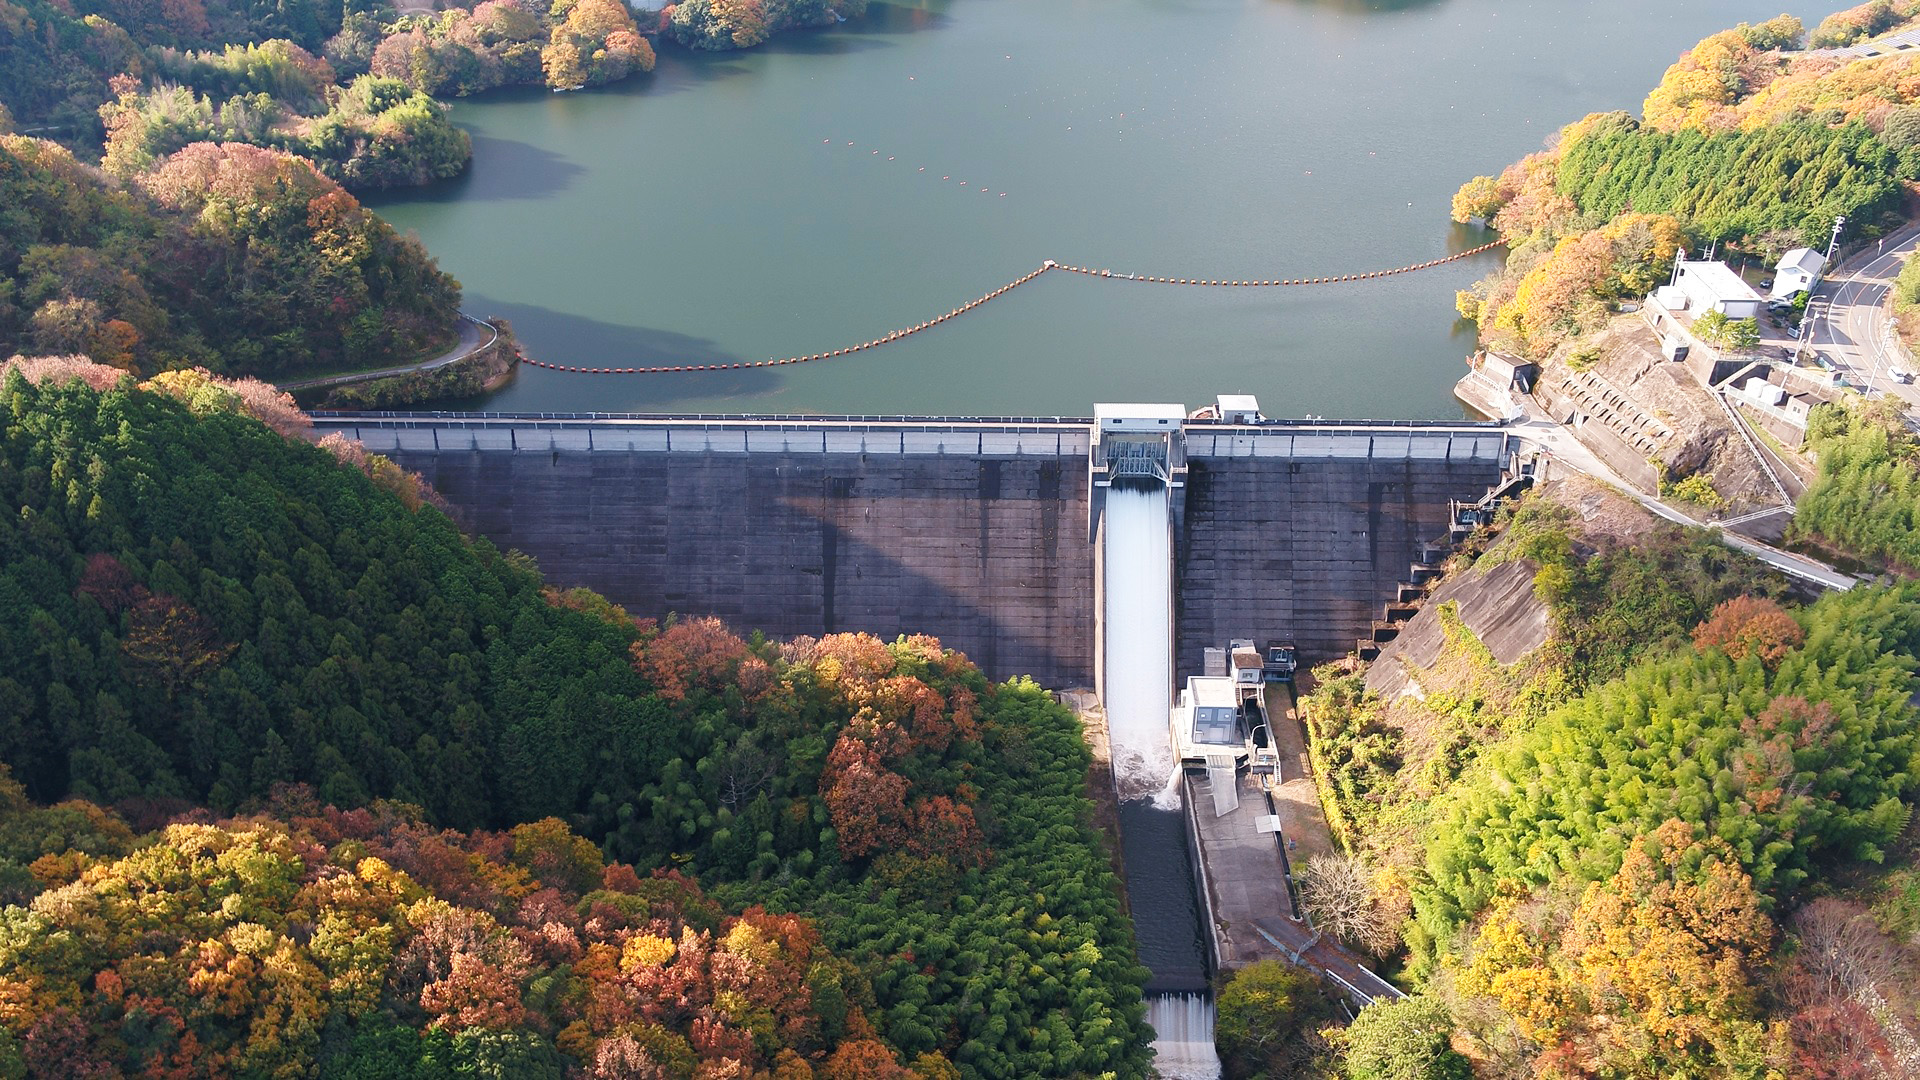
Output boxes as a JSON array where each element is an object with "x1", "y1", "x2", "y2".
[
  {"x1": 277, "y1": 314, "x2": 497, "y2": 392},
  {"x1": 1804, "y1": 221, "x2": 1920, "y2": 407}
]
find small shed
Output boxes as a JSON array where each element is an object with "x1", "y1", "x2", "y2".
[
  {"x1": 1772, "y1": 248, "x2": 1825, "y2": 300},
  {"x1": 1652, "y1": 284, "x2": 1689, "y2": 310},
  {"x1": 1480, "y1": 352, "x2": 1538, "y2": 392},
  {"x1": 1676, "y1": 260, "x2": 1763, "y2": 319},
  {"x1": 1215, "y1": 394, "x2": 1262, "y2": 424}
]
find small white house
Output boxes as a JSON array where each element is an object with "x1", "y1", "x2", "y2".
[
  {"x1": 1772, "y1": 248, "x2": 1825, "y2": 300},
  {"x1": 1676, "y1": 260, "x2": 1763, "y2": 319},
  {"x1": 1215, "y1": 394, "x2": 1263, "y2": 424}
]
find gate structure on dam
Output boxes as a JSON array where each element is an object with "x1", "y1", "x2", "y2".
[{"x1": 315, "y1": 407, "x2": 1509, "y2": 690}]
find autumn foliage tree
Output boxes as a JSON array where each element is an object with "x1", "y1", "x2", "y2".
[
  {"x1": 543, "y1": 0, "x2": 655, "y2": 89},
  {"x1": 1458, "y1": 821, "x2": 1784, "y2": 1075},
  {"x1": 1693, "y1": 594, "x2": 1806, "y2": 665},
  {"x1": 0, "y1": 789, "x2": 894, "y2": 1077}
]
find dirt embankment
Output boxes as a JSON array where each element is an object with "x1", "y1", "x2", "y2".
[{"x1": 1533, "y1": 315, "x2": 1779, "y2": 515}]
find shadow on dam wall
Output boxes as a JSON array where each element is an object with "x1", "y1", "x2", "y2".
[
  {"x1": 393, "y1": 447, "x2": 1099, "y2": 687},
  {"x1": 330, "y1": 418, "x2": 1508, "y2": 683}
]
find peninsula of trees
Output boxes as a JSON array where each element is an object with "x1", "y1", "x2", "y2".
[
  {"x1": 0, "y1": 0, "x2": 874, "y2": 199},
  {"x1": 0, "y1": 135, "x2": 462, "y2": 380},
  {"x1": 1451, "y1": 9, "x2": 1918, "y2": 362}
]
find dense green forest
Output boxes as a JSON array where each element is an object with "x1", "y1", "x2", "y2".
[
  {"x1": 0, "y1": 362, "x2": 1153, "y2": 1078},
  {"x1": 1554, "y1": 114, "x2": 1903, "y2": 250},
  {"x1": 1791, "y1": 398, "x2": 1920, "y2": 572},
  {"x1": 0, "y1": 135, "x2": 460, "y2": 378},
  {"x1": 1417, "y1": 583, "x2": 1918, "y2": 954}
]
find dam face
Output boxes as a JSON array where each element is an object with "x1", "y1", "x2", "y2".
[{"x1": 315, "y1": 415, "x2": 1507, "y2": 683}]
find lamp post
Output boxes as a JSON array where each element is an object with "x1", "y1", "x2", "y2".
[{"x1": 1792, "y1": 299, "x2": 1824, "y2": 368}]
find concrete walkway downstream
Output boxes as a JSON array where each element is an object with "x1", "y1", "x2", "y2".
[{"x1": 1183, "y1": 684, "x2": 1402, "y2": 1006}]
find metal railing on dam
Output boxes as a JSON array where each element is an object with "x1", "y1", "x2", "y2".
[
  {"x1": 312, "y1": 412, "x2": 1509, "y2": 462},
  {"x1": 313, "y1": 412, "x2": 1097, "y2": 457}
]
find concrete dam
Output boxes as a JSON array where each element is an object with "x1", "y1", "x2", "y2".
[
  {"x1": 317, "y1": 402, "x2": 1514, "y2": 1076},
  {"x1": 313, "y1": 409, "x2": 1511, "y2": 690}
]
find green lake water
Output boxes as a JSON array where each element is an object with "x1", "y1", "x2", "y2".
[{"x1": 368, "y1": 0, "x2": 1822, "y2": 418}]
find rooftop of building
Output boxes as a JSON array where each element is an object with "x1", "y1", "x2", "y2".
[{"x1": 1678, "y1": 260, "x2": 1762, "y2": 301}]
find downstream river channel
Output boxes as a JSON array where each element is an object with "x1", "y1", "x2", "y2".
[{"x1": 371, "y1": 0, "x2": 1822, "y2": 418}]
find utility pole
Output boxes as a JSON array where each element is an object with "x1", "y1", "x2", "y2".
[
  {"x1": 1793, "y1": 217, "x2": 1847, "y2": 370},
  {"x1": 1816, "y1": 214, "x2": 1846, "y2": 292}
]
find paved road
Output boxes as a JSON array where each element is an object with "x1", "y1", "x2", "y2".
[
  {"x1": 1250, "y1": 917, "x2": 1401, "y2": 1007},
  {"x1": 1802, "y1": 222, "x2": 1920, "y2": 407},
  {"x1": 278, "y1": 315, "x2": 496, "y2": 392},
  {"x1": 1508, "y1": 412, "x2": 1856, "y2": 591}
]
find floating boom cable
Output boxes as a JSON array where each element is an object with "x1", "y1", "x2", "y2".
[{"x1": 518, "y1": 241, "x2": 1504, "y2": 375}]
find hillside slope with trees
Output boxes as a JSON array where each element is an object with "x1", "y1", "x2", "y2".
[
  {"x1": 0, "y1": 135, "x2": 461, "y2": 380},
  {"x1": 0, "y1": 0, "x2": 877, "y2": 194},
  {"x1": 0, "y1": 775, "x2": 896, "y2": 1078},
  {"x1": 1450, "y1": 10, "x2": 1920, "y2": 362},
  {"x1": 1262, "y1": 476, "x2": 1920, "y2": 1079},
  {"x1": 0, "y1": 360, "x2": 1154, "y2": 1078}
]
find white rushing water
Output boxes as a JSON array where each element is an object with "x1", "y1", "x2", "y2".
[
  {"x1": 1102, "y1": 483, "x2": 1179, "y2": 807},
  {"x1": 1147, "y1": 994, "x2": 1222, "y2": 1080}
]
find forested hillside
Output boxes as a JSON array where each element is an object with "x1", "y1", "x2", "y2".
[
  {"x1": 0, "y1": 361, "x2": 1153, "y2": 1078},
  {"x1": 0, "y1": 775, "x2": 897, "y2": 1078},
  {"x1": 1270, "y1": 482, "x2": 1920, "y2": 1079},
  {"x1": 1450, "y1": 10, "x2": 1920, "y2": 360},
  {"x1": 1791, "y1": 397, "x2": 1920, "y2": 573},
  {"x1": 0, "y1": 135, "x2": 460, "y2": 379},
  {"x1": 0, "y1": 0, "x2": 874, "y2": 195}
]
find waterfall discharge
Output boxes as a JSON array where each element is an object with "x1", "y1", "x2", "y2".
[
  {"x1": 1146, "y1": 995, "x2": 1222, "y2": 1080},
  {"x1": 1101, "y1": 484, "x2": 1221, "y2": 1079},
  {"x1": 1102, "y1": 484, "x2": 1177, "y2": 806}
]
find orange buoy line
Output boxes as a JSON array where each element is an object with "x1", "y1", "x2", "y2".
[{"x1": 525, "y1": 241, "x2": 1503, "y2": 375}]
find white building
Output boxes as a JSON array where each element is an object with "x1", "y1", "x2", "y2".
[
  {"x1": 1675, "y1": 260, "x2": 1763, "y2": 319},
  {"x1": 1772, "y1": 248, "x2": 1825, "y2": 300}
]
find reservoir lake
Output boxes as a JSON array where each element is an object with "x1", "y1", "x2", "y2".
[{"x1": 369, "y1": 0, "x2": 1823, "y2": 418}]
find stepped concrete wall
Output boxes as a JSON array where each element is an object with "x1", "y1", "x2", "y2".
[
  {"x1": 316, "y1": 416, "x2": 1506, "y2": 687},
  {"x1": 1177, "y1": 426, "x2": 1508, "y2": 674}
]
